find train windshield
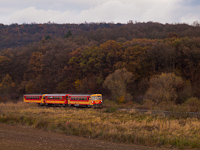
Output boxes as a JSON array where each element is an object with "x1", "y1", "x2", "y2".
[{"x1": 92, "y1": 96, "x2": 102, "y2": 100}]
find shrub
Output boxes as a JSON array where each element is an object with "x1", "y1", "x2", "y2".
[
  {"x1": 103, "y1": 68, "x2": 133, "y2": 103},
  {"x1": 142, "y1": 99, "x2": 154, "y2": 110},
  {"x1": 145, "y1": 73, "x2": 183, "y2": 104},
  {"x1": 156, "y1": 101, "x2": 176, "y2": 111},
  {"x1": 184, "y1": 97, "x2": 200, "y2": 112},
  {"x1": 103, "y1": 99, "x2": 118, "y2": 108}
]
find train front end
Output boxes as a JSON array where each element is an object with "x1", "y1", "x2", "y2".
[{"x1": 90, "y1": 94, "x2": 102, "y2": 108}]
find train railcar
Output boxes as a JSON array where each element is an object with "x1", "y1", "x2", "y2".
[
  {"x1": 43, "y1": 94, "x2": 69, "y2": 106},
  {"x1": 90, "y1": 94, "x2": 103, "y2": 108},
  {"x1": 23, "y1": 94, "x2": 45, "y2": 105},
  {"x1": 68, "y1": 94, "x2": 91, "y2": 107},
  {"x1": 68, "y1": 94, "x2": 102, "y2": 108}
]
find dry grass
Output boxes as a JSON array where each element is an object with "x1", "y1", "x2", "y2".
[{"x1": 0, "y1": 102, "x2": 200, "y2": 149}]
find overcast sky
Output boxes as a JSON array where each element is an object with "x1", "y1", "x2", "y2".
[{"x1": 0, "y1": 0, "x2": 200, "y2": 25}]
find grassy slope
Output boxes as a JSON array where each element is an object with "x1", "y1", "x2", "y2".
[{"x1": 0, "y1": 102, "x2": 200, "y2": 149}]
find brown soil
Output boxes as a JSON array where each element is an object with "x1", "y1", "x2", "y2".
[{"x1": 0, "y1": 123, "x2": 173, "y2": 150}]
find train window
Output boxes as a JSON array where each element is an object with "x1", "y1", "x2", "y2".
[{"x1": 97, "y1": 96, "x2": 102, "y2": 100}]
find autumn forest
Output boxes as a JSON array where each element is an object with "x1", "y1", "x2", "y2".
[{"x1": 1, "y1": 22, "x2": 200, "y2": 106}]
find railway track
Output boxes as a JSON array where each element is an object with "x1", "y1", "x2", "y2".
[{"x1": 118, "y1": 108, "x2": 200, "y2": 118}]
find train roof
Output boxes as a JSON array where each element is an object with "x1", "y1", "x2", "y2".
[
  {"x1": 45, "y1": 94, "x2": 69, "y2": 96},
  {"x1": 23, "y1": 94, "x2": 43, "y2": 96},
  {"x1": 69, "y1": 94, "x2": 91, "y2": 97}
]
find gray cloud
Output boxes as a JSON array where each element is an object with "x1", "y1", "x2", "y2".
[{"x1": 0, "y1": 0, "x2": 200, "y2": 24}]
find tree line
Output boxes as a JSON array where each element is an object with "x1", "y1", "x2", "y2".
[
  {"x1": 1, "y1": 21, "x2": 200, "y2": 49},
  {"x1": 0, "y1": 22, "x2": 200, "y2": 105}
]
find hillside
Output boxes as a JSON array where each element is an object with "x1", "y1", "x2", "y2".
[
  {"x1": 1, "y1": 22, "x2": 200, "y2": 49},
  {"x1": 0, "y1": 22, "x2": 200, "y2": 107}
]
